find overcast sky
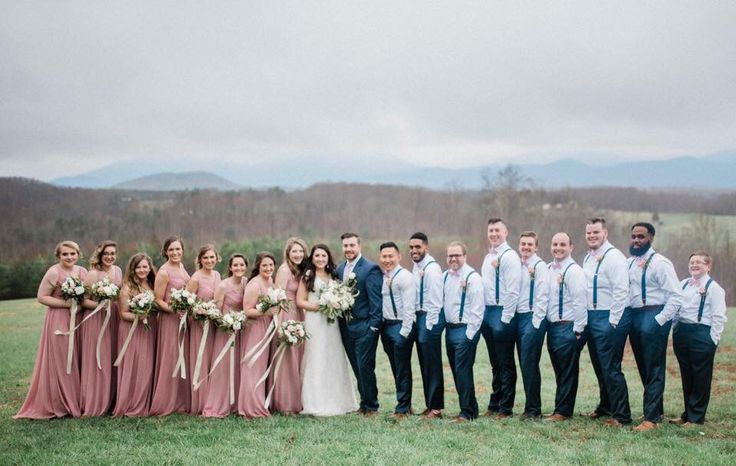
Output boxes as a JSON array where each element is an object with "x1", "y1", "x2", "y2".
[{"x1": 1, "y1": 1, "x2": 735, "y2": 180}]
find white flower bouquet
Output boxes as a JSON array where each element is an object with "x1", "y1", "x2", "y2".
[
  {"x1": 60, "y1": 275, "x2": 86, "y2": 304},
  {"x1": 169, "y1": 288, "x2": 197, "y2": 314},
  {"x1": 277, "y1": 319, "x2": 309, "y2": 347},
  {"x1": 90, "y1": 277, "x2": 120, "y2": 301},
  {"x1": 191, "y1": 299, "x2": 222, "y2": 322},
  {"x1": 128, "y1": 290, "x2": 156, "y2": 330},
  {"x1": 255, "y1": 287, "x2": 290, "y2": 314},
  {"x1": 317, "y1": 279, "x2": 356, "y2": 323},
  {"x1": 217, "y1": 310, "x2": 247, "y2": 335}
]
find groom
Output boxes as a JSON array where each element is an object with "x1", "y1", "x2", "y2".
[{"x1": 337, "y1": 232, "x2": 384, "y2": 416}]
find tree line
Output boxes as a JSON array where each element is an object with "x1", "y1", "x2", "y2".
[{"x1": 1, "y1": 173, "x2": 734, "y2": 303}]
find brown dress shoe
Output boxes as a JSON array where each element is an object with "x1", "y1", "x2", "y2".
[
  {"x1": 605, "y1": 418, "x2": 623, "y2": 427},
  {"x1": 587, "y1": 410, "x2": 604, "y2": 419},
  {"x1": 633, "y1": 420, "x2": 658, "y2": 432},
  {"x1": 668, "y1": 417, "x2": 686, "y2": 425},
  {"x1": 451, "y1": 415, "x2": 468, "y2": 424},
  {"x1": 682, "y1": 422, "x2": 701, "y2": 428},
  {"x1": 363, "y1": 410, "x2": 379, "y2": 418},
  {"x1": 483, "y1": 409, "x2": 497, "y2": 417},
  {"x1": 422, "y1": 410, "x2": 443, "y2": 420},
  {"x1": 545, "y1": 413, "x2": 569, "y2": 422},
  {"x1": 392, "y1": 412, "x2": 408, "y2": 420},
  {"x1": 419, "y1": 408, "x2": 430, "y2": 416},
  {"x1": 495, "y1": 413, "x2": 512, "y2": 420}
]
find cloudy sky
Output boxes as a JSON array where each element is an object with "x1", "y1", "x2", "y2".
[{"x1": 1, "y1": 1, "x2": 735, "y2": 180}]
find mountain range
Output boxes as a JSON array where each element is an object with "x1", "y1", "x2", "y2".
[{"x1": 50, "y1": 151, "x2": 736, "y2": 191}]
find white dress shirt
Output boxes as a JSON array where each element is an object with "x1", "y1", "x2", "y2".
[
  {"x1": 412, "y1": 254, "x2": 443, "y2": 330},
  {"x1": 582, "y1": 241, "x2": 629, "y2": 326},
  {"x1": 342, "y1": 254, "x2": 362, "y2": 282},
  {"x1": 481, "y1": 241, "x2": 521, "y2": 323},
  {"x1": 442, "y1": 264, "x2": 484, "y2": 340},
  {"x1": 626, "y1": 248, "x2": 683, "y2": 326},
  {"x1": 677, "y1": 274, "x2": 728, "y2": 345},
  {"x1": 546, "y1": 256, "x2": 587, "y2": 334},
  {"x1": 517, "y1": 254, "x2": 550, "y2": 329},
  {"x1": 381, "y1": 266, "x2": 416, "y2": 338}
]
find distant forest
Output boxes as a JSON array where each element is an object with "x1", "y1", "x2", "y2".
[{"x1": 1, "y1": 171, "x2": 735, "y2": 302}]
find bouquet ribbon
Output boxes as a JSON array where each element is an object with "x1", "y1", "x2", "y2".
[
  {"x1": 255, "y1": 343, "x2": 287, "y2": 409},
  {"x1": 113, "y1": 315, "x2": 139, "y2": 367},
  {"x1": 191, "y1": 320, "x2": 211, "y2": 390},
  {"x1": 171, "y1": 313, "x2": 188, "y2": 379},
  {"x1": 95, "y1": 300, "x2": 113, "y2": 370},
  {"x1": 195, "y1": 331, "x2": 237, "y2": 405},
  {"x1": 241, "y1": 313, "x2": 279, "y2": 366},
  {"x1": 53, "y1": 300, "x2": 80, "y2": 375}
]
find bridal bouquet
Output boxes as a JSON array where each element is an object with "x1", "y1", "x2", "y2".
[
  {"x1": 317, "y1": 279, "x2": 356, "y2": 323},
  {"x1": 256, "y1": 287, "x2": 290, "y2": 314},
  {"x1": 90, "y1": 277, "x2": 120, "y2": 301},
  {"x1": 129, "y1": 290, "x2": 156, "y2": 330},
  {"x1": 60, "y1": 276, "x2": 86, "y2": 304},
  {"x1": 277, "y1": 320, "x2": 309, "y2": 347},
  {"x1": 169, "y1": 288, "x2": 197, "y2": 314}
]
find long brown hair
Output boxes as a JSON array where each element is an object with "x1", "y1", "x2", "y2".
[
  {"x1": 124, "y1": 253, "x2": 157, "y2": 295},
  {"x1": 195, "y1": 244, "x2": 221, "y2": 270},
  {"x1": 282, "y1": 237, "x2": 308, "y2": 277}
]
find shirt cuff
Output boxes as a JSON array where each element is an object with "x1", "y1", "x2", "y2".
[
  {"x1": 532, "y1": 316, "x2": 542, "y2": 329},
  {"x1": 400, "y1": 327, "x2": 411, "y2": 338},
  {"x1": 654, "y1": 313, "x2": 667, "y2": 326}
]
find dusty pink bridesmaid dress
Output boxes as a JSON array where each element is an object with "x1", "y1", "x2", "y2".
[
  {"x1": 202, "y1": 280, "x2": 243, "y2": 417},
  {"x1": 149, "y1": 264, "x2": 191, "y2": 415},
  {"x1": 112, "y1": 290, "x2": 156, "y2": 417},
  {"x1": 14, "y1": 265, "x2": 87, "y2": 419},
  {"x1": 268, "y1": 273, "x2": 304, "y2": 414},
  {"x1": 80, "y1": 266, "x2": 123, "y2": 416},
  {"x1": 189, "y1": 270, "x2": 220, "y2": 414},
  {"x1": 238, "y1": 282, "x2": 271, "y2": 419}
]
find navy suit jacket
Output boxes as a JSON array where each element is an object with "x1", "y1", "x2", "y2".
[{"x1": 337, "y1": 256, "x2": 383, "y2": 330}]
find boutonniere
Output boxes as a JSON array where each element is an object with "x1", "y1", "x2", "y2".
[
  {"x1": 346, "y1": 272, "x2": 357, "y2": 288},
  {"x1": 418, "y1": 270, "x2": 425, "y2": 278},
  {"x1": 528, "y1": 266, "x2": 536, "y2": 279},
  {"x1": 698, "y1": 287, "x2": 706, "y2": 296},
  {"x1": 596, "y1": 256, "x2": 604, "y2": 263},
  {"x1": 459, "y1": 279, "x2": 467, "y2": 290},
  {"x1": 637, "y1": 257, "x2": 647, "y2": 268},
  {"x1": 491, "y1": 259, "x2": 499, "y2": 269},
  {"x1": 556, "y1": 275, "x2": 563, "y2": 285}
]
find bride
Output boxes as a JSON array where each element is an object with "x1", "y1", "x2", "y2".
[{"x1": 296, "y1": 244, "x2": 358, "y2": 416}]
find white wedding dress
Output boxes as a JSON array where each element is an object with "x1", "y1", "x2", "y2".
[{"x1": 300, "y1": 277, "x2": 358, "y2": 416}]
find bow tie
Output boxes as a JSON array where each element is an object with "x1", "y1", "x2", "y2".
[
  {"x1": 551, "y1": 262, "x2": 562, "y2": 270},
  {"x1": 489, "y1": 248, "x2": 498, "y2": 255},
  {"x1": 521, "y1": 260, "x2": 528, "y2": 267},
  {"x1": 449, "y1": 270, "x2": 461, "y2": 277},
  {"x1": 588, "y1": 250, "x2": 599, "y2": 259},
  {"x1": 688, "y1": 278, "x2": 700, "y2": 287}
]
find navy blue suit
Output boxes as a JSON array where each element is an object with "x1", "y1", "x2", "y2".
[{"x1": 337, "y1": 256, "x2": 384, "y2": 413}]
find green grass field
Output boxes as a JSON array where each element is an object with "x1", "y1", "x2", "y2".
[{"x1": 2, "y1": 299, "x2": 735, "y2": 465}]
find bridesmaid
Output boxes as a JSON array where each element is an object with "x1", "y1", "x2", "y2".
[
  {"x1": 112, "y1": 253, "x2": 157, "y2": 417},
  {"x1": 202, "y1": 253, "x2": 248, "y2": 417},
  {"x1": 15, "y1": 241, "x2": 91, "y2": 419},
  {"x1": 238, "y1": 251, "x2": 279, "y2": 419},
  {"x1": 150, "y1": 236, "x2": 192, "y2": 415},
  {"x1": 269, "y1": 237, "x2": 308, "y2": 414},
  {"x1": 80, "y1": 240, "x2": 122, "y2": 416},
  {"x1": 187, "y1": 244, "x2": 222, "y2": 414}
]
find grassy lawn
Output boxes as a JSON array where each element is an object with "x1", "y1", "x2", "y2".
[{"x1": 1, "y1": 299, "x2": 735, "y2": 465}]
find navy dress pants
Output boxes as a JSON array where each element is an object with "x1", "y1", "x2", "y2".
[{"x1": 481, "y1": 305, "x2": 517, "y2": 414}]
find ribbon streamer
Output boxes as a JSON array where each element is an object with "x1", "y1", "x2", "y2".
[
  {"x1": 242, "y1": 314, "x2": 279, "y2": 366},
  {"x1": 171, "y1": 313, "x2": 188, "y2": 379},
  {"x1": 192, "y1": 320, "x2": 211, "y2": 390},
  {"x1": 255, "y1": 343, "x2": 287, "y2": 409},
  {"x1": 195, "y1": 332, "x2": 236, "y2": 395},
  {"x1": 95, "y1": 300, "x2": 112, "y2": 370},
  {"x1": 59, "y1": 300, "x2": 79, "y2": 374},
  {"x1": 113, "y1": 315, "x2": 139, "y2": 367}
]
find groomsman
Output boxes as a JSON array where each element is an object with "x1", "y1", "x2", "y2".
[
  {"x1": 582, "y1": 218, "x2": 631, "y2": 426},
  {"x1": 408, "y1": 232, "x2": 445, "y2": 419},
  {"x1": 480, "y1": 218, "x2": 521, "y2": 418},
  {"x1": 627, "y1": 222, "x2": 682, "y2": 432},
  {"x1": 671, "y1": 251, "x2": 727, "y2": 426},
  {"x1": 378, "y1": 241, "x2": 417, "y2": 419},
  {"x1": 337, "y1": 233, "x2": 384, "y2": 416},
  {"x1": 515, "y1": 231, "x2": 550, "y2": 420},
  {"x1": 545, "y1": 232, "x2": 587, "y2": 421},
  {"x1": 443, "y1": 241, "x2": 484, "y2": 423}
]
